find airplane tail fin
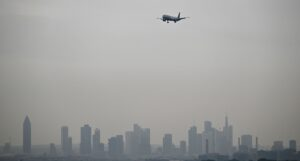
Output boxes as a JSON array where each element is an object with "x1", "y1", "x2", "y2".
[{"x1": 178, "y1": 12, "x2": 180, "y2": 18}]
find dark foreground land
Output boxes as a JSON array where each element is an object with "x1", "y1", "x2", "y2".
[{"x1": 0, "y1": 156, "x2": 300, "y2": 161}]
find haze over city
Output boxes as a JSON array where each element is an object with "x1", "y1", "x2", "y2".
[{"x1": 1, "y1": 0, "x2": 300, "y2": 151}]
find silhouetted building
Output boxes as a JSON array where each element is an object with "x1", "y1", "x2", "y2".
[
  {"x1": 108, "y1": 135, "x2": 124, "y2": 157},
  {"x1": 241, "y1": 135, "x2": 252, "y2": 150},
  {"x1": 23, "y1": 116, "x2": 31, "y2": 154},
  {"x1": 93, "y1": 128, "x2": 104, "y2": 155},
  {"x1": 163, "y1": 134, "x2": 173, "y2": 155},
  {"x1": 215, "y1": 129, "x2": 226, "y2": 155},
  {"x1": 80, "y1": 124, "x2": 92, "y2": 155},
  {"x1": 223, "y1": 116, "x2": 233, "y2": 155},
  {"x1": 255, "y1": 137, "x2": 258, "y2": 150},
  {"x1": 202, "y1": 121, "x2": 215, "y2": 154},
  {"x1": 289, "y1": 140, "x2": 296, "y2": 151},
  {"x1": 3, "y1": 142, "x2": 11, "y2": 154},
  {"x1": 238, "y1": 137, "x2": 241, "y2": 150},
  {"x1": 49, "y1": 143, "x2": 57, "y2": 156},
  {"x1": 188, "y1": 126, "x2": 198, "y2": 156},
  {"x1": 99, "y1": 143, "x2": 105, "y2": 156},
  {"x1": 125, "y1": 131, "x2": 134, "y2": 155},
  {"x1": 272, "y1": 141, "x2": 283, "y2": 151},
  {"x1": 196, "y1": 133, "x2": 202, "y2": 154},
  {"x1": 61, "y1": 126, "x2": 70, "y2": 155},
  {"x1": 204, "y1": 121, "x2": 212, "y2": 131},
  {"x1": 188, "y1": 117, "x2": 233, "y2": 156},
  {"x1": 140, "y1": 128, "x2": 151, "y2": 155},
  {"x1": 205, "y1": 139, "x2": 209, "y2": 154},
  {"x1": 125, "y1": 124, "x2": 151, "y2": 156},
  {"x1": 67, "y1": 137, "x2": 72, "y2": 155},
  {"x1": 180, "y1": 140, "x2": 186, "y2": 155}
]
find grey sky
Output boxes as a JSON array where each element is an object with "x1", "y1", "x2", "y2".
[{"x1": 0, "y1": 0, "x2": 300, "y2": 147}]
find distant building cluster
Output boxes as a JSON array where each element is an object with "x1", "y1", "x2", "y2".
[
  {"x1": 187, "y1": 116, "x2": 233, "y2": 157},
  {"x1": 0, "y1": 115, "x2": 299, "y2": 161},
  {"x1": 125, "y1": 124, "x2": 151, "y2": 157}
]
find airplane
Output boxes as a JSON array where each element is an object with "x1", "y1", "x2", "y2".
[{"x1": 157, "y1": 12, "x2": 190, "y2": 23}]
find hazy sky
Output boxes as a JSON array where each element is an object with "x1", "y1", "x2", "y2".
[{"x1": 0, "y1": 0, "x2": 300, "y2": 148}]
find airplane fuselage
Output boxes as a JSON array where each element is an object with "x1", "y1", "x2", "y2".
[
  {"x1": 159, "y1": 12, "x2": 188, "y2": 23},
  {"x1": 162, "y1": 14, "x2": 182, "y2": 23}
]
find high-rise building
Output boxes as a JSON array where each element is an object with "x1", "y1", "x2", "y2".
[
  {"x1": 241, "y1": 135, "x2": 253, "y2": 150},
  {"x1": 188, "y1": 126, "x2": 198, "y2": 156},
  {"x1": 163, "y1": 134, "x2": 173, "y2": 155},
  {"x1": 196, "y1": 133, "x2": 202, "y2": 154},
  {"x1": 116, "y1": 135, "x2": 124, "y2": 155},
  {"x1": 108, "y1": 135, "x2": 124, "y2": 157},
  {"x1": 215, "y1": 129, "x2": 226, "y2": 155},
  {"x1": 272, "y1": 141, "x2": 284, "y2": 151},
  {"x1": 204, "y1": 121, "x2": 212, "y2": 131},
  {"x1": 238, "y1": 137, "x2": 241, "y2": 150},
  {"x1": 80, "y1": 124, "x2": 92, "y2": 155},
  {"x1": 180, "y1": 140, "x2": 187, "y2": 155},
  {"x1": 99, "y1": 143, "x2": 105, "y2": 156},
  {"x1": 140, "y1": 128, "x2": 151, "y2": 155},
  {"x1": 23, "y1": 116, "x2": 31, "y2": 154},
  {"x1": 61, "y1": 126, "x2": 69, "y2": 155},
  {"x1": 202, "y1": 121, "x2": 215, "y2": 154},
  {"x1": 93, "y1": 128, "x2": 102, "y2": 155},
  {"x1": 49, "y1": 143, "x2": 57, "y2": 156},
  {"x1": 205, "y1": 139, "x2": 209, "y2": 154},
  {"x1": 67, "y1": 137, "x2": 72, "y2": 155},
  {"x1": 61, "y1": 126, "x2": 72, "y2": 155},
  {"x1": 223, "y1": 116, "x2": 233, "y2": 155},
  {"x1": 255, "y1": 137, "x2": 258, "y2": 150},
  {"x1": 289, "y1": 140, "x2": 296, "y2": 151},
  {"x1": 108, "y1": 136, "x2": 117, "y2": 156},
  {"x1": 187, "y1": 117, "x2": 234, "y2": 156},
  {"x1": 3, "y1": 142, "x2": 11, "y2": 154},
  {"x1": 125, "y1": 131, "x2": 134, "y2": 155},
  {"x1": 125, "y1": 124, "x2": 151, "y2": 156}
]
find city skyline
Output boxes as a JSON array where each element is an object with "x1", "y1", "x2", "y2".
[
  {"x1": 1, "y1": 0, "x2": 300, "y2": 151},
  {"x1": 11, "y1": 115, "x2": 300, "y2": 151},
  {"x1": 0, "y1": 115, "x2": 299, "y2": 148},
  {"x1": 4, "y1": 115, "x2": 296, "y2": 160},
  {"x1": 0, "y1": 115, "x2": 298, "y2": 161}
]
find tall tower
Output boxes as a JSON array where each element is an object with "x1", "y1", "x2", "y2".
[
  {"x1": 140, "y1": 128, "x2": 151, "y2": 155},
  {"x1": 289, "y1": 140, "x2": 296, "y2": 151},
  {"x1": 93, "y1": 128, "x2": 101, "y2": 154},
  {"x1": 180, "y1": 140, "x2": 187, "y2": 155},
  {"x1": 108, "y1": 135, "x2": 124, "y2": 156},
  {"x1": 124, "y1": 124, "x2": 151, "y2": 156},
  {"x1": 80, "y1": 124, "x2": 92, "y2": 154},
  {"x1": 61, "y1": 126, "x2": 69, "y2": 155},
  {"x1": 23, "y1": 116, "x2": 31, "y2": 154},
  {"x1": 255, "y1": 137, "x2": 258, "y2": 150},
  {"x1": 241, "y1": 135, "x2": 253, "y2": 149},
  {"x1": 188, "y1": 126, "x2": 197, "y2": 156},
  {"x1": 205, "y1": 139, "x2": 209, "y2": 154},
  {"x1": 225, "y1": 115, "x2": 228, "y2": 127},
  {"x1": 163, "y1": 134, "x2": 173, "y2": 155},
  {"x1": 223, "y1": 116, "x2": 233, "y2": 155},
  {"x1": 238, "y1": 137, "x2": 241, "y2": 150}
]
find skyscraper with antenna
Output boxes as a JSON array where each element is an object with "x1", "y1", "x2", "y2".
[{"x1": 23, "y1": 116, "x2": 31, "y2": 154}]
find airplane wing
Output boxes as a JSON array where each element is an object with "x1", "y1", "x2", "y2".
[
  {"x1": 178, "y1": 17, "x2": 190, "y2": 21},
  {"x1": 181, "y1": 17, "x2": 190, "y2": 19}
]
